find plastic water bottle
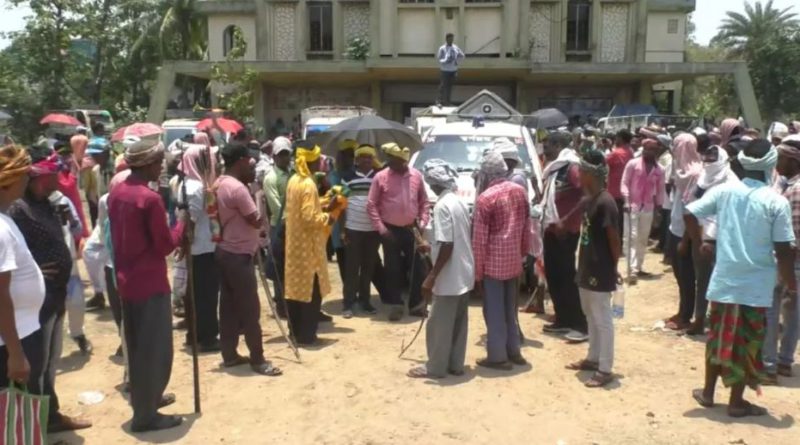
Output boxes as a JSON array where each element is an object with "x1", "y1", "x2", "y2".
[{"x1": 612, "y1": 287, "x2": 625, "y2": 319}]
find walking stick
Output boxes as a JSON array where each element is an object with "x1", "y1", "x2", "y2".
[
  {"x1": 626, "y1": 208, "x2": 633, "y2": 283},
  {"x1": 399, "y1": 226, "x2": 433, "y2": 358},
  {"x1": 179, "y1": 174, "x2": 201, "y2": 414},
  {"x1": 255, "y1": 252, "x2": 302, "y2": 362}
]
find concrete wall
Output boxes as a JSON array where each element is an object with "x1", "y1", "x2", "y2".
[
  {"x1": 207, "y1": 14, "x2": 257, "y2": 61},
  {"x1": 262, "y1": 84, "x2": 372, "y2": 127},
  {"x1": 464, "y1": 7, "x2": 502, "y2": 55},
  {"x1": 645, "y1": 12, "x2": 686, "y2": 61},
  {"x1": 397, "y1": 8, "x2": 436, "y2": 55}
]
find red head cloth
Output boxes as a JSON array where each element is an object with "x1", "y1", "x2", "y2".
[{"x1": 30, "y1": 154, "x2": 61, "y2": 177}]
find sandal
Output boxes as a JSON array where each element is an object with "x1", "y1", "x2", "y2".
[
  {"x1": 728, "y1": 401, "x2": 768, "y2": 418},
  {"x1": 692, "y1": 389, "x2": 714, "y2": 407},
  {"x1": 476, "y1": 358, "x2": 513, "y2": 371},
  {"x1": 566, "y1": 360, "x2": 599, "y2": 371},
  {"x1": 407, "y1": 366, "x2": 433, "y2": 379},
  {"x1": 222, "y1": 355, "x2": 250, "y2": 368},
  {"x1": 584, "y1": 371, "x2": 614, "y2": 388},
  {"x1": 251, "y1": 362, "x2": 283, "y2": 376}
]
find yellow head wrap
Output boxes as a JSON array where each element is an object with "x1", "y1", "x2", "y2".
[
  {"x1": 295, "y1": 144, "x2": 321, "y2": 177},
  {"x1": 339, "y1": 139, "x2": 358, "y2": 151},
  {"x1": 381, "y1": 142, "x2": 410, "y2": 162},
  {"x1": 0, "y1": 145, "x2": 32, "y2": 188},
  {"x1": 355, "y1": 144, "x2": 383, "y2": 169}
]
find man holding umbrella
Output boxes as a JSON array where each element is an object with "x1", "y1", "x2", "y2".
[{"x1": 367, "y1": 142, "x2": 431, "y2": 321}]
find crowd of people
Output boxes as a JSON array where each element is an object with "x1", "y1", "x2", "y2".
[{"x1": 1, "y1": 116, "x2": 800, "y2": 435}]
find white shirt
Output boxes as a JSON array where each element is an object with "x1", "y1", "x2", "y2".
[
  {"x1": 0, "y1": 213, "x2": 45, "y2": 346},
  {"x1": 431, "y1": 191, "x2": 475, "y2": 296},
  {"x1": 178, "y1": 178, "x2": 216, "y2": 255}
]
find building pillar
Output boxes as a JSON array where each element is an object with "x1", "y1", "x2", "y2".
[
  {"x1": 369, "y1": 0, "x2": 380, "y2": 58},
  {"x1": 256, "y1": 0, "x2": 269, "y2": 60},
  {"x1": 370, "y1": 80, "x2": 381, "y2": 111},
  {"x1": 635, "y1": 0, "x2": 648, "y2": 62},
  {"x1": 295, "y1": 0, "x2": 307, "y2": 61},
  {"x1": 146, "y1": 63, "x2": 177, "y2": 124},
  {"x1": 519, "y1": 0, "x2": 531, "y2": 59},
  {"x1": 637, "y1": 80, "x2": 653, "y2": 105},
  {"x1": 516, "y1": 81, "x2": 529, "y2": 114},
  {"x1": 733, "y1": 63, "x2": 764, "y2": 130},
  {"x1": 254, "y1": 82, "x2": 266, "y2": 131},
  {"x1": 333, "y1": 0, "x2": 343, "y2": 60}
]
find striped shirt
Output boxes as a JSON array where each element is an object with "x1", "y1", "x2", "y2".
[{"x1": 343, "y1": 169, "x2": 377, "y2": 232}]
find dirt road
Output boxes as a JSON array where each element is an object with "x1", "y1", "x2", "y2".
[{"x1": 49, "y1": 255, "x2": 799, "y2": 445}]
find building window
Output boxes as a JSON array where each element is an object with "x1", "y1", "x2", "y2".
[
  {"x1": 566, "y1": 0, "x2": 591, "y2": 52},
  {"x1": 223, "y1": 25, "x2": 240, "y2": 57},
  {"x1": 399, "y1": 0, "x2": 434, "y2": 3},
  {"x1": 465, "y1": 0, "x2": 501, "y2": 3},
  {"x1": 309, "y1": 1, "x2": 333, "y2": 53},
  {"x1": 667, "y1": 19, "x2": 679, "y2": 34}
]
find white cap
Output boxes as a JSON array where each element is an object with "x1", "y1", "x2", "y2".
[
  {"x1": 770, "y1": 122, "x2": 789, "y2": 140},
  {"x1": 273, "y1": 136, "x2": 292, "y2": 155}
]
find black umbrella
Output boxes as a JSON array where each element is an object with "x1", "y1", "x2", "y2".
[
  {"x1": 311, "y1": 115, "x2": 423, "y2": 156},
  {"x1": 524, "y1": 108, "x2": 569, "y2": 130}
]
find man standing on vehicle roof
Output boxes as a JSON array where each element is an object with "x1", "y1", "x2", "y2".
[{"x1": 437, "y1": 33, "x2": 465, "y2": 107}]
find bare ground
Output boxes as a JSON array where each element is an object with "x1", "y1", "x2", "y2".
[{"x1": 49, "y1": 253, "x2": 799, "y2": 445}]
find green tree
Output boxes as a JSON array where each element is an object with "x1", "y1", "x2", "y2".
[
  {"x1": 690, "y1": 0, "x2": 800, "y2": 124},
  {"x1": 209, "y1": 27, "x2": 257, "y2": 128},
  {"x1": 714, "y1": 0, "x2": 798, "y2": 56}
]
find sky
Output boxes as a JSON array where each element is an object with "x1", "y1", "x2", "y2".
[{"x1": 0, "y1": 0, "x2": 798, "y2": 49}]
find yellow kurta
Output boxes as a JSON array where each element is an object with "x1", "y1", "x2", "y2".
[{"x1": 284, "y1": 174, "x2": 331, "y2": 302}]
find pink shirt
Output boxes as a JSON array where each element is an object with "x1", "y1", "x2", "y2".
[
  {"x1": 214, "y1": 175, "x2": 260, "y2": 255},
  {"x1": 366, "y1": 167, "x2": 430, "y2": 234},
  {"x1": 620, "y1": 158, "x2": 665, "y2": 212}
]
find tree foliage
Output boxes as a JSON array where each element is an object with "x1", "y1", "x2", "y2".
[
  {"x1": 209, "y1": 27, "x2": 259, "y2": 131},
  {"x1": 685, "y1": 1, "x2": 800, "y2": 125},
  {"x1": 0, "y1": 0, "x2": 207, "y2": 142}
]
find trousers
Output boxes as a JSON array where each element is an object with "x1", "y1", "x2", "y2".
[
  {"x1": 188, "y1": 252, "x2": 220, "y2": 346},
  {"x1": 287, "y1": 276, "x2": 323, "y2": 344},
  {"x1": 122, "y1": 294, "x2": 173, "y2": 428},
  {"x1": 623, "y1": 210, "x2": 654, "y2": 274},
  {"x1": 483, "y1": 278, "x2": 521, "y2": 363},
  {"x1": 438, "y1": 70, "x2": 456, "y2": 105},
  {"x1": 764, "y1": 283, "x2": 800, "y2": 372},
  {"x1": 82, "y1": 242, "x2": 107, "y2": 294},
  {"x1": 343, "y1": 229, "x2": 380, "y2": 309},
  {"x1": 381, "y1": 225, "x2": 425, "y2": 310},
  {"x1": 693, "y1": 245, "x2": 714, "y2": 324},
  {"x1": 216, "y1": 248, "x2": 265, "y2": 365},
  {"x1": 578, "y1": 288, "x2": 615, "y2": 373},
  {"x1": 65, "y1": 275, "x2": 85, "y2": 337},
  {"x1": 670, "y1": 233, "x2": 696, "y2": 324},
  {"x1": 0, "y1": 330, "x2": 43, "y2": 392},
  {"x1": 105, "y1": 266, "x2": 122, "y2": 329},
  {"x1": 39, "y1": 311, "x2": 64, "y2": 422},
  {"x1": 543, "y1": 231, "x2": 587, "y2": 332},
  {"x1": 426, "y1": 293, "x2": 469, "y2": 377}
]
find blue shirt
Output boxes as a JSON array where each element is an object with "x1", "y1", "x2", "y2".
[
  {"x1": 327, "y1": 169, "x2": 347, "y2": 249},
  {"x1": 686, "y1": 178, "x2": 794, "y2": 308}
]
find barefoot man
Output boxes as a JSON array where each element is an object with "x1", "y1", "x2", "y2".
[
  {"x1": 408, "y1": 159, "x2": 474, "y2": 379},
  {"x1": 109, "y1": 140, "x2": 184, "y2": 432},
  {"x1": 686, "y1": 139, "x2": 797, "y2": 418}
]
